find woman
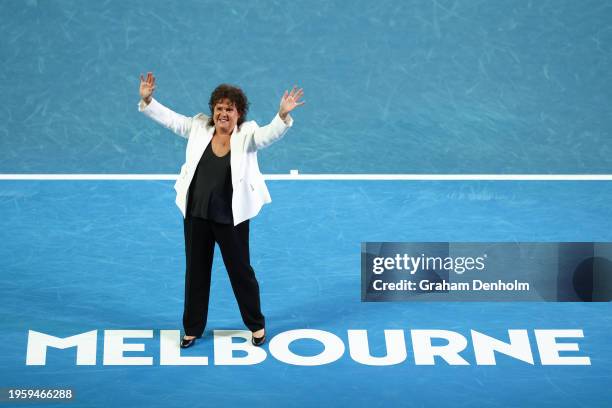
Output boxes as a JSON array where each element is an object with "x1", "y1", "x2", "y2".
[{"x1": 138, "y1": 72, "x2": 304, "y2": 348}]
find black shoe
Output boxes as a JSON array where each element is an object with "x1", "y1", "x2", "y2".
[
  {"x1": 251, "y1": 331, "x2": 266, "y2": 347},
  {"x1": 180, "y1": 334, "x2": 201, "y2": 349}
]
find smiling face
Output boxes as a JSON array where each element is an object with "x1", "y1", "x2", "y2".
[
  {"x1": 207, "y1": 84, "x2": 249, "y2": 133},
  {"x1": 212, "y1": 98, "x2": 241, "y2": 134},
  {"x1": 207, "y1": 84, "x2": 249, "y2": 129}
]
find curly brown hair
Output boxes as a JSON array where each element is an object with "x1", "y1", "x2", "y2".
[{"x1": 207, "y1": 84, "x2": 250, "y2": 127}]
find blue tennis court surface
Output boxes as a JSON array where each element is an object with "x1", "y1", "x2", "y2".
[
  {"x1": 1, "y1": 180, "x2": 611, "y2": 406},
  {"x1": 2, "y1": 0, "x2": 612, "y2": 406}
]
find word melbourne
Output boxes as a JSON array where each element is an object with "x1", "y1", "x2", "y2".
[{"x1": 26, "y1": 329, "x2": 590, "y2": 366}]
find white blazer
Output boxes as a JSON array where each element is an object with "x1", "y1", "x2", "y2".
[{"x1": 138, "y1": 98, "x2": 293, "y2": 225}]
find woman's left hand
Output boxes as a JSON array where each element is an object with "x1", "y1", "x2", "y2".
[{"x1": 279, "y1": 86, "x2": 305, "y2": 120}]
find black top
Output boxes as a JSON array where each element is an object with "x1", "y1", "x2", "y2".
[{"x1": 187, "y1": 143, "x2": 234, "y2": 224}]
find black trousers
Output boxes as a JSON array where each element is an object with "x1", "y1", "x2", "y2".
[{"x1": 182, "y1": 216, "x2": 265, "y2": 336}]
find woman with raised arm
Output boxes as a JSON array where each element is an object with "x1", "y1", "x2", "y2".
[{"x1": 138, "y1": 72, "x2": 304, "y2": 348}]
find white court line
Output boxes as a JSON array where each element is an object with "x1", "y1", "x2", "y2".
[{"x1": 1, "y1": 174, "x2": 612, "y2": 181}]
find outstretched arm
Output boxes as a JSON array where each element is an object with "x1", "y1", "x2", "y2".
[
  {"x1": 138, "y1": 72, "x2": 193, "y2": 139},
  {"x1": 253, "y1": 86, "x2": 305, "y2": 149}
]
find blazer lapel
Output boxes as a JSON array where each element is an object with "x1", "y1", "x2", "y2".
[
  {"x1": 190, "y1": 125, "x2": 214, "y2": 166},
  {"x1": 230, "y1": 125, "x2": 244, "y2": 184}
]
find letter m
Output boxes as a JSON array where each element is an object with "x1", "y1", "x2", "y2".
[{"x1": 26, "y1": 330, "x2": 97, "y2": 365}]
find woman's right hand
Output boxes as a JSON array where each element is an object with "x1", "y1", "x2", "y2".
[{"x1": 139, "y1": 72, "x2": 156, "y2": 105}]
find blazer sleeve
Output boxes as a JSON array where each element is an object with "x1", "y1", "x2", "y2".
[
  {"x1": 138, "y1": 98, "x2": 194, "y2": 139},
  {"x1": 251, "y1": 113, "x2": 294, "y2": 150}
]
